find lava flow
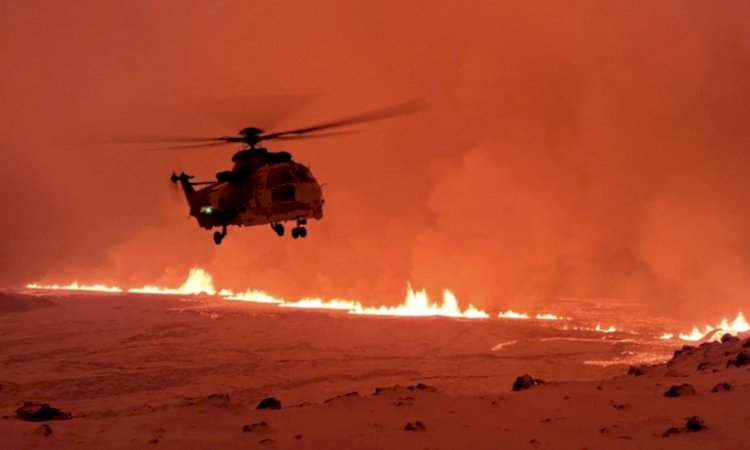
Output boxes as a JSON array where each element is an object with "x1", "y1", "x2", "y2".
[{"x1": 23, "y1": 267, "x2": 748, "y2": 340}]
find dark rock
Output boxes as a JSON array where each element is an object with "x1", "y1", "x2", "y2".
[
  {"x1": 742, "y1": 338, "x2": 750, "y2": 348},
  {"x1": 242, "y1": 421, "x2": 269, "y2": 433},
  {"x1": 596, "y1": 386, "x2": 603, "y2": 390},
  {"x1": 373, "y1": 385, "x2": 400, "y2": 395},
  {"x1": 699, "y1": 341, "x2": 719, "y2": 350},
  {"x1": 697, "y1": 362, "x2": 710, "y2": 371},
  {"x1": 662, "y1": 427, "x2": 681, "y2": 437},
  {"x1": 627, "y1": 365, "x2": 647, "y2": 376},
  {"x1": 727, "y1": 351, "x2": 750, "y2": 368},
  {"x1": 711, "y1": 382, "x2": 732, "y2": 393},
  {"x1": 663, "y1": 384, "x2": 696, "y2": 397},
  {"x1": 34, "y1": 424, "x2": 53, "y2": 437},
  {"x1": 256, "y1": 397, "x2": 281, "y2": 410},
  {"x1": 15, "y1": 402, "x2": 72, "y2": 422},
  {"x1": 529, "y1": 438, "x2": 538, "y2": 444},
  {"x1": 149, "y1": 438, "x2": 159, "y2": 444},
  {"x1": 324, "y1": 391, "x2": 360, "y2": 403},
  {"x1": 259, "y1": 438, "x2": 275, "y2": 445},
  {"x1": 599, "y1": 427, "x2": 609, "y2": 433},
  {"x1": 294, "y1": 434, "x2": 302, "y2": 439},
  {"x1": 684, "y1": 416, "x2": 706, "y2": 432},
  {"x1": 512, "y1": 374, "x2": 544, "y2": 391},
  {"x1": 404, "y1": 421, "x2": 426, "y2": 431},
  {"x1": 721, "y1": 333, "x2": 740, "y2": 344},
  {"x1": 407, "y1": 383, "x2": 437, "y2": 392}
]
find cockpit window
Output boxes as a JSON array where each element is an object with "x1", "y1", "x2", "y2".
[
  {"x1": 292, "y1": 165, "x2": 314, "y2": 182},
  {"x1": 267, "y1": 166, "x2": 296, "y2": 187}
]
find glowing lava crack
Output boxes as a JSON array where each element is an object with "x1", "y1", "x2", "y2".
[{"x1": 24, "y1": 267, "x2": 749, "y2": 339}]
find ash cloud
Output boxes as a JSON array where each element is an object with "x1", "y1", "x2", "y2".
[{"x1": 2, "y1": 2, "x2": 750, "y2": 319}]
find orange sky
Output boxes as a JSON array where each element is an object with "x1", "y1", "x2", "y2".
[{"x1": 1, "y1": 1, "x2": 749, "y2": 318}]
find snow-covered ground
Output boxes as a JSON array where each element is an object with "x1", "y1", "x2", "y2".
[{"x1": 0, "y1": 292, "x2": 747, "y2": 449}]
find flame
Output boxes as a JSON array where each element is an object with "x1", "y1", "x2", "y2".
[
  {"x1": 226, "y1": 289, "x2": 284, "y2": 304},
  {"x1": 594, "y1": 324, "x2": 617, "y2": 333},
  {"x1": 32, "y1": 268, "x2": 746, "y2": 336},
  {"x1": 282, "y1": 298, "x2": 361, "y2": 310},
  {"x1": 535, "y1": 313, "x2": 563, "y2": 320},
  {"x1": 498, "y1": 310, "x2": 530, "y2": 319},
  {"x1": 26, "y1": 282, "x2": 123, "y2": 293},
  {"x1": 351, "y1": 288, "x2": 490, "y2": 318},
  {"x1": 678, "y1": 312, "x2": 749, "y2": 341},
  {"x1": 128, "y1": 268, "x2": 216, "y2": 295}
]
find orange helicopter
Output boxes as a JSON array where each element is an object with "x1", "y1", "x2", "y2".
[{"x1": 128, "y1": 101, "x2": 422, "y2": 245}]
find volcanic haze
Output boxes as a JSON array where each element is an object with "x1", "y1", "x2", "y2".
[{"x1": 2, "y1": 1, "x2": 750, "y2": 320}]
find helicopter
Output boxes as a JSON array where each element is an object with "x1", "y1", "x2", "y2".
[{"x1": 128, "y1": 101, "x2": 422, "y2": 245}]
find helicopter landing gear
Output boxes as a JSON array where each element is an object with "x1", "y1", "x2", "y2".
[
  {"x1": 213, "y1": 225, "x2": 227, "y2": 245},
  {"x1": 291, "y1": 219, "x2": 308, "y2": 239},
  {"x1": 271, "y1": 223, "x2": 285, "y2": 237}
]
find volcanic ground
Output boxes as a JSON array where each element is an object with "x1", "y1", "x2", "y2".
[{"x1": 1, "y1": 291, "x2": 748, "y2": 449}]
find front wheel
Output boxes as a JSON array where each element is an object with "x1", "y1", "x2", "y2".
[{"x1": 213, "y1": 231, "x2": 224, "y2": 245}]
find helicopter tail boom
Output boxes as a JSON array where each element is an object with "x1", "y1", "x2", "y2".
[{"x1": 170, "y1": 172, "x2": 196, "y2": 201}]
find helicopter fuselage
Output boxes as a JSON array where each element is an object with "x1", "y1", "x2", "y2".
[{"x1": 173, "y1": 148, "x2": 324, "y2": 244}]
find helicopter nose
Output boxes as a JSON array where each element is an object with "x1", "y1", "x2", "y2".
[{"x1": 295, "y1": 182, "x2": 322, "y2": 203}]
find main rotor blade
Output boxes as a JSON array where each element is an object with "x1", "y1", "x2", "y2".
[
  {"x1": 261, "y1": 99, "x2": 426, "y2": 140},
  {"x1": 273, "y1": 130, "x2": 361, "y2": 141},
  {"x1": 95, "y1": 133, "x2": 225, "y2": 144},
  {"x1": 144, "y1": 141, "x2": 233, "y2": 151}
]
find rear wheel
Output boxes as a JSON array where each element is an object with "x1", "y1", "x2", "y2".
[
  {"x1": 299, "y1": 227, "x2": 308, "y2": 238},
  {"x1": 213, "y1": 231, "x2": 224, "y2": 245},
  {"x1": 291, "y1": 227, "x2": 300, "y2": 239},
  {"x1": 273, "y1": 223, "x2": 285, "y2": 237}
]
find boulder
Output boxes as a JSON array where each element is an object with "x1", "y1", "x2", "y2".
[
  {"x1": 407, "y1": 383, "x2": 438, "y2": 392},
  {"x1": 15, "y1": 402, "x2": 72, "y2": 422},
  {"x1": 512, "y1": 374, "x2": 544, "y2": 391},
  {"x1": 663, "y1": 384, "x2": 696, "y2": 397},
  {"x1": 684, "y1": 416, "x2": 706, "y2": 432},
  {"x1": 404, "y1": 421, "x2": 426, "y2": 431},
  {"x1": 711, "y1": 382, "x2": 732, "y2": 393},
  {"x1": 324, "y1": 392, "x2": 360, "y2": 403},
  {"x1": 721, "y1": 333, "x2": 739, "y2": 344},
  {"x1": 256, "y1": 397, "x2": 281, "y2": 410},
  {"x1": 662, "y1": 427, "x2": 681, "y2": 437},
  {"x1": 242, "y1": 421, "x2": 269, "y2": 433},
  {"x1": 727, "y1": 351, "x2": 750, "y2": 368},
  {"x1": 627, "y1": 366, "x2": 647, "y2": 376}
]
